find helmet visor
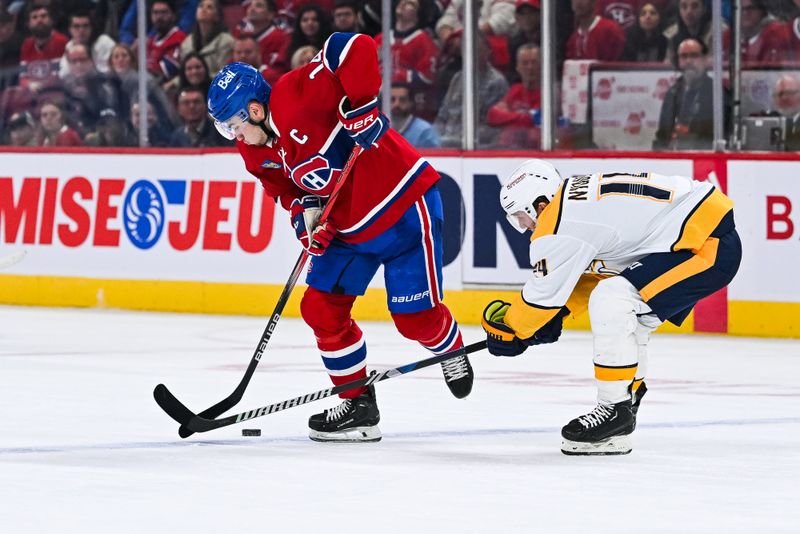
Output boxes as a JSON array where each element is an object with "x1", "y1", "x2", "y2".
[{"x1": 212, "y1": 109, "x2": 248, "y2": 140}]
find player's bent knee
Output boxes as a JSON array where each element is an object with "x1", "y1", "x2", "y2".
[
  {"x1": 589, "y1": 277, "x2": 641, "y2": 337},
  {"x1": 392, "y1": 303, "x2": 450, "y2": 342},
  {"x1": 300, "y1": 287, "x2": 357, "y2": 336}
]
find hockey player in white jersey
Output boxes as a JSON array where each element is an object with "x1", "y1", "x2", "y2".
[{"x1": 481, "y1": 159, "x2": 741, "y2": 455}]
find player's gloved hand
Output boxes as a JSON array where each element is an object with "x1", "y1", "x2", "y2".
[
  {"x1": 338, "y1": 96, "x2": 389, "y2": 149},
  {"x1": 481, "y1": 300, "x2": 532, "y2": 357},
  {"x1": 290, "y1": 196, "x2": 337, "y2": 256},
  {"x1": 531, "y1": 307, "x2": 570, "y2": 345}
]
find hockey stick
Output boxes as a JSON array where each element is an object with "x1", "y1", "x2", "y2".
[
  {"x1": 0, "y1": 250, "x2": 26, "y2": 269},
  {"x1": 154, "y1": 145, "x2": 364, "y2": 438},
  {"x1": 154, "y1": 339, "x2": 487, "y2": 435}
]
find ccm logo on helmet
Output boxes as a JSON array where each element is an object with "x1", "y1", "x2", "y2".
[{"x1": 216, "y1": 70, "x2": 236, "y2": 89}]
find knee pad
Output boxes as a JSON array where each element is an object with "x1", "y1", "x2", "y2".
[
  {"x1": 300, "y1": 287, "x2": 359, "y2": 346},
  {"x1": 589, "y1": 276, "x2": 644, "y2": 368},
  {"x1": 392, "y1": 303, "x2": 462, "y2": 354}
]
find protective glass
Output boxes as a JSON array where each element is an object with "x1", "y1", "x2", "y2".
[{"x1": 212, "y1": 109, "x2": 249, "y2": 140}]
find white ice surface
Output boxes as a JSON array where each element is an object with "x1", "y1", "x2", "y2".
[{"x1": 1, "y1": 306, "x2": 798, "y2": 533}]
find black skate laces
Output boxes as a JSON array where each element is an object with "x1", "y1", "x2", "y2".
[
  {"x1": 441, "y1": 355, "x2": 469, "y2": 381},
  {"x1": 578, "y1": 404, "x2": 614, "y2": 428},
  {"x1": 325, "y1": 398, "x2": 353, "y2": 422}
]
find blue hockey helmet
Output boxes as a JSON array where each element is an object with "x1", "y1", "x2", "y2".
[{"x1": 207, "y1": 62, "x2": 271, "y2": 139}]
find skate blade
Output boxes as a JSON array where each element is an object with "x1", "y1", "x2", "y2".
[
  {"x1": 309, "y1": 425, "x2": 382, "y2": 443},
  {"x1": 561, "y1": 435, "x2": 632, "y2": 456}
]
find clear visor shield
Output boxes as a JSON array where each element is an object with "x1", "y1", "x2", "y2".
[{"x1": 212, "y1": 109, "x2": 249, "y2": 140}]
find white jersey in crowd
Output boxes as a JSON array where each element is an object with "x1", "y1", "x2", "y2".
[{"x1": 505, "y1": 171, "x2": 734, "y2": 338}]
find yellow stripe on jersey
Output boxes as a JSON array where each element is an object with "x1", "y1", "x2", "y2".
[
  {"x1": 504, "y1": 291, "x2": 561, "y2": 339},
  {"x1": 672, "y1": 188, "x2": 733, "y2": 252},
  {"x1": 639, "y1": 237, "x2": 720, "y2": 302},
  {"x1": 564, "y1": 274, "x2": 607, "y2": 318},
  {"x1": 595, "y1": 364, "x2": 638, "y2": 382},
  {"x1": 531, "y1": 182, "x2": 566, "y2": 241},
  {"x1": 632, "y1": 378, "x2": 644, "y2": 392}
]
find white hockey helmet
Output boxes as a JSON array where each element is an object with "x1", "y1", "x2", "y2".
[{"x1": 500, "y1": 159, "x2": 564, "y2": 232}]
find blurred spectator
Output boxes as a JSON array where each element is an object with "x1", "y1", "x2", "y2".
[
  {"x1": 508, "y1": 0, "x2": 541, "y2": 66},
  {"x1": 653, "y1": 38, "x2": 728, "y2": 150},
  {"x1": 332, "y1": 0, "x2": 361, "y2": 33},
  {"x1": 664, "y1": 0, "x2": 728, "y2": 65},
  {"x1": 37, "y1": 100, "x2": 83, "y2": 146},
  {"x1": 435, "y1": 34, "x2": 509, "y2": 147},
  {"x1": 20, "y1": 2, "x2": 68, "y2": 91},
  {"x1": 232, "y1": 33, "x2": 265, "y2": 67},
  {"x1": 58, "y1": 11, "x2": 116, "y2": 77},
  {"x1": 84, "y1": 107, "x2": 136, "y2": 146},
  {"x1": 566, "y1": 0, "x2": 626, "y2": 60},
  {"x1": 60, "y1": 42, "x2": 121, "y2": 135},
  {"x1": 170, "y1": 86, "x2": 232, "y2": 146},
  {"x1": 0, "y1": 8, "x2": 23, "y2": 80},
  {"x1": 772, "y1": 74, "x2": 800, "y2": 149},
  {"x1": 144, "y1": 0, "x2": 187, "y2": 82},
  {"x1": 785, "y1": 0, "x2": 800, "y2": 61},
  {"x1": 164, "y1": 51, "x2": 212, "y2": 104},
  {"x1": 740, "y1": 0, "x2": 791, "y2": 64},
  {"x1": 6, "y1": 111, "x2": 37, "y2": 146},
  {"x1": 232, "y1": 0, "x2": 289, "y2": 83},
  {"x1": 119, "y1": 0, "x2": 198, "y2": 45},
  {"x1": 390, "y1": 82, "x2": 441, "y2": 148},
  {"x1": 375, "y1": 0, "x2": 440, "y2": 121},
  {"x1": 487, "y1": 43, "x2": 542, "y2": 148},
  {"x1": 286, "y1": 4, "x2": 332, "y2": 62},
  {"x1": 107, "y1": 43, "x2": 177, "y2": 128},
  {"x1": 180, "y1": 0, "x2": 234, "y2": 75},
  {"x1": 357, "y1": 0, "x2": 384, "y2": 36},
  {"x1": 130, "y1": 100, "x2": 173, "y2": 147},
  {"x1": 594, "y1": 0, "x2": 672, "y2": 30},
  {"x1": 623, "y1": 2, "x2": 668, "y2": 62},
  {"x1": 435, "y1": 0, "x2": 516, "y2": 42},
  {"x1": 290, "y1": 44, "x2": 319, "y2": 69}
]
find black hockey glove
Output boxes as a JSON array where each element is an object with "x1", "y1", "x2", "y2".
[
  {"x1": 481, "y1": 300, "x2": 532, "y2": 357},
  {"x1": 530, "y1": 307, "x2": 570, "y2": 345}
]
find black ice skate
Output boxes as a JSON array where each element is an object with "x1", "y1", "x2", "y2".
[
  {"x1": 441, "y1": 353, "x2": 474, "y2": 399},
  {"x1": 561, "y1": 400, "x2": 635, "y2": 456},
  {"x1": 631, "y1": 381, "x2": 647, "y2": 430},
  {"x1": 308, "y1": 383, "x2": 381, "y2": 443}
]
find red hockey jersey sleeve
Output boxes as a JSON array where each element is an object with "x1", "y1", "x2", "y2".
[
  {"x1": 236, "y1": 140, "x2": 305, "y2": 211},
  {"x1": 322, "y1": 33, "x2": 382, "y2": 109}
]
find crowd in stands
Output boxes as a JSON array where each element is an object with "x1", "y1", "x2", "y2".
[{"x1": 2, "y1": 0, "x2": 800, "y2": 150}]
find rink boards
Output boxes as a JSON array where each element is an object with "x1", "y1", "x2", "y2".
[{"x1": 0, "y1": 148, "x2": 798, "y2": 338}]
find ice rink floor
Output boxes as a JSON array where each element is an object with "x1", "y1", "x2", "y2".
[{"x1": 1, "y1": 305, "x2": 799, "y2": 533}]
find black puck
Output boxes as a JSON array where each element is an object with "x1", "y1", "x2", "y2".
[{"x1": 242, "y1": 429, "x2": 261, "y2": 437}]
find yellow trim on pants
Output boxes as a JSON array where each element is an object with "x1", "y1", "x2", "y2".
[
  {"x1": 639, "y1": 237, "x2": 720, "y2": 302},
  {"x1": 594, "y1": 364, "x2": 638, "y2": 382}
]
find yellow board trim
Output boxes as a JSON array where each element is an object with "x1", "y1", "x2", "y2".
[
  {"x1": 594, "y1": 364, "x2": 638, "y2": 382},
  {"x1": 4, "y1": 276, "x2": 799, "y2": 338},
  {"x1": 639, "y1": 237, "x2": 719, "y2": 302}
]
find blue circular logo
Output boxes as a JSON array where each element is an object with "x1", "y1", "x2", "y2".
[{"x1": 123, "y1": 180, "x2": 164, "y2": 250}]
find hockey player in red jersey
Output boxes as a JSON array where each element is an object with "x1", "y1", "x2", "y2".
[{"x1": 207, "y1": 33, "x2": 474, "y2": 443}]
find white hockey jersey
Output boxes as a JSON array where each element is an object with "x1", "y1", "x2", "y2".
[{"x1": 504, "y1": 171, "x2": 734, "y2": 338}]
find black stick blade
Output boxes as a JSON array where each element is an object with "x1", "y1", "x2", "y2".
[{"x1": 153, "y1": 384, "x2": 198, "y2": 439}]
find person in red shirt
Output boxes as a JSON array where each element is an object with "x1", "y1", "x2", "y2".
[
  {"x1": 37, "y1": 100, "x2": 83, "y2": 146},
  {"x1": 233, "y1": 0, "x2": 290, "y2": 81},
  {"x1": 740, "y1": 0, "x2": 791, "y2": 65},
  {"x1": 19, "y1": 3, "x2": 68, "y2": 91},
  {"x1": 786, "y1": 0, "x2": 800, "y2": 61},
  {"x1": 207, "y1": 34, "x2": 475, "y2": 443},
  {"x1": 487, "y1": 43, "x2": 542, "y2": 148},
  {"x1": 144, "y1": 0, "x2": 187, "y2": 82},
  {"x1": 565, "y1": 0, "x2": 626, "y2": 61},
  {"x1": 374, "y1": 0, "x2": 440, "y2": 121}
]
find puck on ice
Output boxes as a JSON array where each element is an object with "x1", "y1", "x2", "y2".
[{"x1": 242, "y1": 429, "x2": 261, "y2": 437}]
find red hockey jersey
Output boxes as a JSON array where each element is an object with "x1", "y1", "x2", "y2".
[
  {"x1": 146, "y1": 26, "x2": 186, "y2": 79},
  {"x1": 237, "y1": 32, "x2": 440, "y2": 244},
  {"x1": 374, "y1": 28, "x2": 439, "y2": 85},
  {"x1": 565, "y1": 16, "x2": 626, "y2": 61}
]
